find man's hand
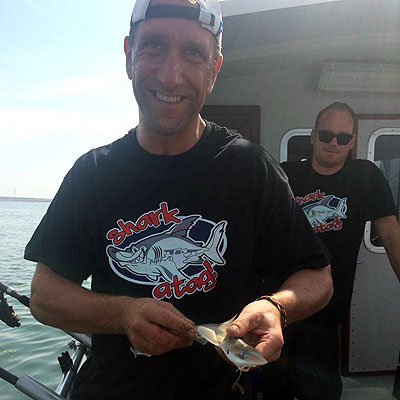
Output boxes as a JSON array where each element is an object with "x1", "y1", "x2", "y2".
[
  {"x1": 225, "y1": 300, "x2": 284, "y2": 363},
  {"x1": 119, "y1": 297, "x2": 196, "y2": 355}
]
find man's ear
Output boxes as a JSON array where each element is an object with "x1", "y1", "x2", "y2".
[
  {"x1": 310, "y1": 128, "x2": 316, "y2": 145},
  {"x1": 349, "y1": 135, "x2": 355, "y2": 150},
  {"x1": 207, "y1": 54, "x2": 223, "y2": 94},
  {"x1": 124, "y1": 36, "x2": 133, "y2": 80},
  {"x1": 216, "y1": 55, "x2": 223, "y2": 73}
]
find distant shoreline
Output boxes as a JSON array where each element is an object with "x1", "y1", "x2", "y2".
[{"x1": 0, "y1": 196, "x2": 52, "y2": 203}]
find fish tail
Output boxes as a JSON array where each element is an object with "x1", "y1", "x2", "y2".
[
  {"x1": 336, "y1": 198, "x2": 348, "y2": 219},
  {"x1": 203, "y1": 221, "x2": 226, "y2": 265}
]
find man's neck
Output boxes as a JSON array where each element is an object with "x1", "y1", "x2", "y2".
[
  {"x1": 136, "y1": 117, "x2": 206, "y2": 155},
  {"x1": 311, "y1": 159, "x2": 345, "y2": 175}
]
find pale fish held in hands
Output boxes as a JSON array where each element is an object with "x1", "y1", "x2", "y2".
[{"x1": 195, "y1": 316, "x2": 268, "y2": 372}]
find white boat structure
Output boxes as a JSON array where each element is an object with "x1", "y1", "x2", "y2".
[{"x1": 203, "y1": 0, "x2": 400, "y2": 398}]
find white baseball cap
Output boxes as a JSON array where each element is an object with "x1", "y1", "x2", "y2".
[{"x1": 129, "y1": 0, "x2": 223, "y2": 46}]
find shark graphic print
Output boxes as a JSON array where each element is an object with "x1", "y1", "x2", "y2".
[
  {"x1": 296, "y1": 189, "x2": 348, "y2": 233},
  {"x1": 105, "y1": 202, "x2": 228, "y2": 300}
]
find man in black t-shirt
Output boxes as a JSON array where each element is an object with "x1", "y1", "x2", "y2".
[
  {"x1": 24, "y1": 1, "x2": 333, "y2": 399},
  {"x1": 266, "y1": 102, "x2": 400, "y2": 400}
]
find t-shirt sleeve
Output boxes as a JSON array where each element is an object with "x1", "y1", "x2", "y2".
[
  {"x1": 255, "y1": 154, "x2": 331, "y2": 290},
  {"x1": 363, "y1": 161, "x2": 397, "y2": 220},
  {"x1": 24, "y1": 157, "x2": 96, "y2": 283}
]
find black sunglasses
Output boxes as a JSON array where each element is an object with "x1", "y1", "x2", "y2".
[{"x1": 317, "y1": 130, "x2": 354, "y2": 146}]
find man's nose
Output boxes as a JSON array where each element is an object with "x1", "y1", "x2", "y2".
[
  {"x1": 158, "y1": 49, "x2": 184, "y2": 89},
  {"x1": 328, "y1": 137, "x2": 338, "y2": 145}
]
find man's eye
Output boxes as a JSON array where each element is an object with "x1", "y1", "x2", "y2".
[
  {"x1": 186, "y1": 48, "x2": 204, "y2": 59},
  {"x1": 143, "y1": 41, "x2": 161, "y2": 51}
]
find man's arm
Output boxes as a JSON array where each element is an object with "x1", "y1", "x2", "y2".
[
  {"x1": 373, "y1": 215, "x2": 400, "y2": 281},
  {"x1": 30, "y1": 263, "x2": 195, "y2": 355},
  {"x1": 226, "y1": 264, "x2": 333, "y2": 363}
]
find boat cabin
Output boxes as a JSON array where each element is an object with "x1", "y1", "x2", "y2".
[{"x1": 203, "y1": 0, "x2": 400, "y2": 397}]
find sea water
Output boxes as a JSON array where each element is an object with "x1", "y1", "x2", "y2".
[{"x1": 0, "y1": 200, "x2": 75, "y2": 400}]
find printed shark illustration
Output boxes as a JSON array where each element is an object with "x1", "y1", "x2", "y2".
[
  {"x1": 107, "y1": 216, "x2": 227, "y2": 283},
  {"x1": 302, "y1": 195, "x2": 347, "y2": 226}
]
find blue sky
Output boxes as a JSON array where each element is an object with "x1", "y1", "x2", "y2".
[
  {"x1": 0, "y1": 0, "x2": 331, "y2": 199},
  {"x1": 0, "y1": 0, "x2": 139, "y2": 198}
]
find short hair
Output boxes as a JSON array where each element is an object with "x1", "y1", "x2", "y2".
[{"x1": 315, "y1": 102, "x2": 357, "y2": 134}]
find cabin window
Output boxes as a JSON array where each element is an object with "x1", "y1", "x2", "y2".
[
  {"x1": 364, "y1": 128, "x2": 400, "y2": 252},
  {"x1": 279, "y1": 129, "x2": 312, "y2": 162}
]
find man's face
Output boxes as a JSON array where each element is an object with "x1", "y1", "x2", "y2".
[
  {"x1": 125, "y1": 13, "x2": 221, "y2": 137},
  {"x1": 311, "y1": 109, "x2": 355, "y2": 170}
]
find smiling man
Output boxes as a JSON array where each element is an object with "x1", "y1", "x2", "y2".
[
  {"x1": 125, "y1": 0, "x2": 223, "y2": 153},
  {"x1": 274, "y1": 102, "x2": 400, "y2": 400},
  {"x1": 25, "y1": 1, "x2": 333, "y2": 399}
]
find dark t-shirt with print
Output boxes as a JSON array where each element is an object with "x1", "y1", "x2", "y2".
[
  {"x1": 281, "y1": 158, "x2": 396, "y2": 324},
  {"x1": 25, "y1": 122, "x2": 330, "y2": 399}
]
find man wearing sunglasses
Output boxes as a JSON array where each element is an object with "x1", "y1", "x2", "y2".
[{"x1": 262, "y1": 102, "x2": 400, "y2": 400}]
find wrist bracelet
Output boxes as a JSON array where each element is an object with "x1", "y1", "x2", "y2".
[{"x1": 255, "y1": 295, "x2": 287, "y2": 329}]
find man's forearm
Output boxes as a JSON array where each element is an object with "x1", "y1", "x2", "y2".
[
  {"x1": 271, "y1": 265, "x2": 333, "y2": 325},
  {"x1": 31, "y1": 263, "x2": 196, "y2": 355},
  {"x1": 374, "y1": 216, "x2": 400, "y2": 281},
  {"x1": 30, "y1": 263, "x2": 128, "y2": 334}
]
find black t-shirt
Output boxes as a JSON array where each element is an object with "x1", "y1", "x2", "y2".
[
  {"x1": 25, "y1": 122, "x2": 330, "y2": 398},
  {"x1": 281, "y1": 158, "x2": 396, "y2": 324}
]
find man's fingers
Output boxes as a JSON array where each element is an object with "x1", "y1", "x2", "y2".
[
  {"x1": 159, "y1": 301, "x2": 195, "y2": 323},
  {"x1": 254, "y1": 331, "x2": 284, "y2": 362},
  {"x1": 255, "y1": 340, "x2": 282, "y2": 362},
  {"x1": 226, "y1": 315, "x2": 253, "y2": 337},
  {"x1": 121, "y1": 298, "x2": 195, "y2": 355},
  {"x1": 129, "y1": 297, "x2": 195, "y2": 338},
  {"x1": 128, "y1": 318, "x2": 193, "y2": 355},
  {"x1": 241, "y1": 332, "x2": 259, "y2": 347},
  {"x1": 150, "y1": 307, "x2": 195, "y2": 339}
]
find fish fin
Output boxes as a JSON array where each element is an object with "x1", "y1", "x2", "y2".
[
  {"x1": 167, "y1": 216, "x2": 200, "y2": 238},
  {"x1": 218, "y1": 315, "x2": 237, "y2": 332},
  {"x1": 155, "y1": 262, "x2": 188, "y2": 283},
  {"x1": 195, "y1": 324, "x2": 220, "y2": 346},
  {"x1": 337, "y1": 197, "x2": 348, "y2": 218},
  {"x1": 203, "y1": 221, "x2": 227, "y2": 265},
  {"x1": 322, "y1": 195, "x2": 335, "y2": 205},
  {"x1": 195, "y1": 315, "x2": 237, "y2": 346}
]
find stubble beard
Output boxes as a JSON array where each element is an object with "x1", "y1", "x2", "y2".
[
  {"x1": 136, "y1": 91, "x2": 200, "y2": 138},
  {"x1": 316, "y1": 151, "x2": 348, "y2": 170}
]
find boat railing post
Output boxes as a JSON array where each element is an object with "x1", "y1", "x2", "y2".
[{"x1": 55, "y1": 343, "x2": 88, "y2": 398}]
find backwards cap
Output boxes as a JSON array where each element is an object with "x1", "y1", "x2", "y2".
[{"x1": 130, "y1": 0, "x2": 223, "y2": 46}]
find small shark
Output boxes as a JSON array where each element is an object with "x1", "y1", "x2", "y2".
[
  {"x1": 195, "y1": 316, "x2": 268, "y2": 372},
  {"x1": 107, "y1": 216, "x2": 227, "y2": 283},
  {"x1": 302, "y1": 196, "x2": 347, "y2": 226}
]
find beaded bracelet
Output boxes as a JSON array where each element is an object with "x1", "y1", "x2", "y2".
[{"x1": 255, "y1": 295, "x2": 288, "y2": 329}]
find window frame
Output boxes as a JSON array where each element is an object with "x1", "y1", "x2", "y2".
[
  {"x1": 280, "y1": 128, "x2": 312, "y2": 162},
  {"x1": 364, "y1": 127, "x2": 400, "y2": 254}
]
